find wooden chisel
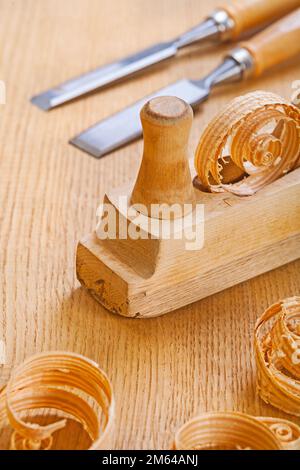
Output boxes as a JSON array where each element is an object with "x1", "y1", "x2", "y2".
[
  {"x1": 31, "y1": 0, "x2": 299, "y2": 110},
  {"x1": 70, "y1": 9, "x2": 300, "y2": 158}
]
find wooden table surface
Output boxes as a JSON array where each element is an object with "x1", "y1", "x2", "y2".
[{"x1": 0, "y1": 0, "x2": 300, "y2": 450}]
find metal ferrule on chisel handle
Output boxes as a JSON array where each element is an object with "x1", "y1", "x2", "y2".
[
  {"x1": 195, "y1": 47, "x2": 254, "y2": 92},
  {"x1": 229, "y1": 47, "x2": 255, "y2": 78},
  {"x1": 174, "y1": 10, "x2": 235, "y2": 48}
]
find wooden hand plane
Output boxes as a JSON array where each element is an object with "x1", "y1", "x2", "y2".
[{"x1": 76, "y1": 96, "x2": 300, "y2": 318}]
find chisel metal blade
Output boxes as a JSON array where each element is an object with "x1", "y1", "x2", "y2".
[
  {"x1": 70, "y1": 79, "x2": 208, "y2": 158},
  {"x1": 70, "y1": 54, "x2": 245, "y2": 157},
  {"x1": 30, "y1": 15, "x2": 223, "y2": 111},
  {"x1": 30, "y1": 42, "x2": 178, "y2": 111}
]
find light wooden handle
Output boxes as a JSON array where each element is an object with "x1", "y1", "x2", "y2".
[
  {"x1": 241, "y1": 8, "x2": 300, "y2": 76},
  {"x1": 222, "y1": 0, "x2": 300, "y2": 38},
  {"x1": 131, "y1": 96, "x2": 195, "y2": 219}
]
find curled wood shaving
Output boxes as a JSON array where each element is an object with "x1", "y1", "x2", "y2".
[
  {"x1": 255, "y1": 296, "x2": 300, "y2": 417},
  {"x1": 194, "y1": 91, "x2": 300, "y2": 196},
  {"x1": 257, "y1": 417, "x2": 300, "y2": 450},
  {"x1": 0, "y1": 351, "x2": 114, "y2": 450},
  {"x1": 173, "y1": 412, "x2": 283, "y2": 450}
]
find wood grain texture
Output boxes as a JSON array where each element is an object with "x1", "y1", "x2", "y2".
[{"x1": 0, "y1": 0, "x2": 300, "y2": 450}]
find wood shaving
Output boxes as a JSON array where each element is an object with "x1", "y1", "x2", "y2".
[
  {"x1": 0, "y1": 351, "x2": 114, "y2": 450},
  {"x1": 173, "y1": 412, "x2": 286, "y2": 450},
  {"x1": 194, "y1": 91, "x2": 300, "y2": 196},
  {"x1": 257, "y1": 417, "x2": 300, "y2": 450},
  {"x1": 255, "y1": 296, "x2": 300, "y2": 417}
]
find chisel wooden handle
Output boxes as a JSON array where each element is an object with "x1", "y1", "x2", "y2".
[
  {"x1": 222, "y1": 0, "x2": 300, "y2": 38},
  {"x1": 240, "y1": 8, "x2": 300, "y2": 76}
]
